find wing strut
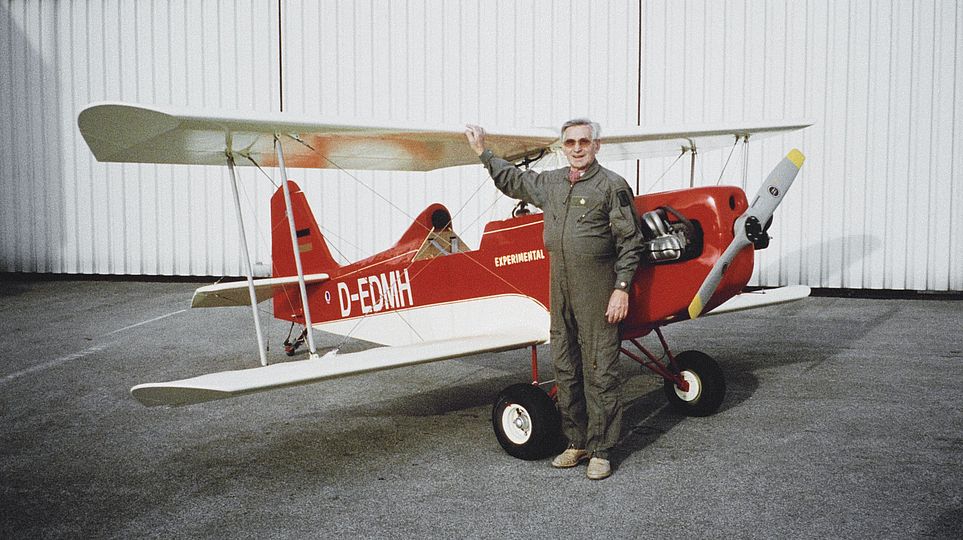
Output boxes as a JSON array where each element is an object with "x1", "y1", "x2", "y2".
[
  {"x1": 275, "y1": 134, "x2": 319, "y2": 357},
  {"x1": 688, "y1": 143, "x2": 697, "y2": 187},
  {"x1": 226, "y1": 155, "x2": 268, "y2": 366}
]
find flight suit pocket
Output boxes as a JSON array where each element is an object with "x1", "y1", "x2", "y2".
[
  {"x1": 569, "y1": 196, "x2": 615, "y2": 257},
  {"x1": 571, "y1": 195, "x2": 604, "y2": 218}
]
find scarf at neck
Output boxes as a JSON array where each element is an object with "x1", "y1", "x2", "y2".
[{"x1": 568, "y1": 168, "x2": 585, "y2": 184}]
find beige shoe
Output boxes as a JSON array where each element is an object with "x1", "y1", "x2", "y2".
[
  {"x1": 586, "y1": 457, "x2": 612, "y2": 480},
  {"x1": 551, "y1": 447, "x2": 589, "y2": 468}
]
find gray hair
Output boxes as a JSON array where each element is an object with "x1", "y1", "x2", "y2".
[{"x1": 560, "y1": 118, "x2": 601, "y2": 140}]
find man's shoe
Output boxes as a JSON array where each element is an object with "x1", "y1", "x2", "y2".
[
  {"x1": 586, "y1": 457, "x2": 612, "y2": 480},
  {"x1": 551, "y1": 447, "x2": 589, "y2": 468}
]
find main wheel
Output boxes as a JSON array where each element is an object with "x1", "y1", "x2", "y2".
[
  {"x1": 663, "y1": 350, "x2": 726, "y2": 417},
  {"x1": 491, "y1": 383, "x2": 563, "y2": 460}
]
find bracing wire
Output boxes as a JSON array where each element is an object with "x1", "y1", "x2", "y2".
[
  {"x1": 645, "y1": 149, "x2": 687, "y2": 193},
  {"x1": 280, "y1": 132, "x2": 545, "y2": 353},
  {"x1": 715, "y1": 136, "x2": 742, "y2": 185},
  {"x1": 269, "y1": 133, "x2": 559, "y2": 354},
  {"x1": 288, "y1": 134, "x2": 416, "y2": 222}
]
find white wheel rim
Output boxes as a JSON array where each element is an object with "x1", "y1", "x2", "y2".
[
  {"x1": 674, "y1": 370, "x2": 703, "y2": 402},
  {"x1": 501, "y1": 403, "x2": 533, "y2": 445}
]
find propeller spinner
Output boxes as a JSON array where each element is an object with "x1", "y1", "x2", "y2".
[{"x1": 687, "y1": 149, "x2": 806, "y2": 319}]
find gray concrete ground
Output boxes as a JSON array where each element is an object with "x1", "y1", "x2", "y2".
[{"x1": 0, "y1": 277, "x2": 960, "y2": 539}]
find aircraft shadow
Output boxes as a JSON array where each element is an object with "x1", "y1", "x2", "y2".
[
  {"x1": 612, "y1": 367, "x2": 759, "y2": 468},
  {"x1": 763, "y1": 233, "x2": 882, "y2": 286},
  {"x1": 334, "y1": 372, "x2": 525, "y2": 418}
]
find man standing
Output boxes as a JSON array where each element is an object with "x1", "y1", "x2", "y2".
[{"x1": 465, "y1": 119, "x2": 643, "y2": 480}]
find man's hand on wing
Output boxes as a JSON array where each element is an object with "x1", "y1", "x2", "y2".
[
  {"x1": 465, "y1": 124, "x2": 487, "y2": 156},
  {"x1": 605, "y1": 289, "x2": 629, "y2": 324}
]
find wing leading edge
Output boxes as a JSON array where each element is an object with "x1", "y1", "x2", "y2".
[
  {"x1": 131, "y1": 330, "x2": 545, "y2": 407},
  {"x1": 79, "y1": 102, "x2": 812, "y2": 172},
  {"x1": 703, "y1": 285, "x2": 811, "y2": 317},
  {"x1": 78, "y1": 102, "x2": 556, "y2": 171}
]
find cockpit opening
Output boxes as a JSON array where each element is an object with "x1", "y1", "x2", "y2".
[{"x1": 412, "y1": 208, "x2": 473, "y2": 261}]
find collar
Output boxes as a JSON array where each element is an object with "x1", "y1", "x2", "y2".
[{"x1": 568, "y1": 160, "x2": 600, "y2": 184}]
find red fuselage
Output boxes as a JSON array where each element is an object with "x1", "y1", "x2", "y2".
[{"x1": 273, "y1": 185, "x2": 753, "y2": 340}]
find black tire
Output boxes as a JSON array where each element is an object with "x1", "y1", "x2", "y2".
[
  {"x1": 491, "y1": 383, "x2": 563, "y2": 460},
  {"x1": 663, "y1": 350, "x2": 726, "y2": 417}
]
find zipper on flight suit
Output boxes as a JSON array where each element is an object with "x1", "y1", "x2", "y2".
[
  {"x1": 561, "y1": 181, "x2": 601, "y2": 370},
  {"x1": 559, "y1": 182, "x2": 575, "y2": 290}
]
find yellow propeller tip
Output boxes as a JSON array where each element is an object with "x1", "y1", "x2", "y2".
[
  {"x1": 787, "y1": 148, "x2": 805, "y2": 168},
  {"x1": 688, "y1": 296, "x2": 704, "y2": 320}
]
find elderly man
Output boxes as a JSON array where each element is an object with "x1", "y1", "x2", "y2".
[{"x1": 465, "y1": 119, "x2": 643, "y2": 480}]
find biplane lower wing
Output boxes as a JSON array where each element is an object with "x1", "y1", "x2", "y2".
[
  {"x1": 705, "y1": 285, "x2": 811, "y2": 316},
  {"x1": 190, "y1": 273, "x2": 330, "y2": 308},
  {"x1": 131, "y1": 329, "x2": 546, "y2": 407}
]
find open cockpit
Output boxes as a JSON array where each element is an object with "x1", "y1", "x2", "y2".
[{"x1": 411, "y1": 206, "x2": 473, "y2": 261}]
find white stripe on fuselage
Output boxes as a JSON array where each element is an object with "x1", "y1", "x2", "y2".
[{"x1": 313, "y1": 294, "x2": 549, "y2": 347}]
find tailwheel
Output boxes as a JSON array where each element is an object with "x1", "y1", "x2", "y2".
[
  {"x1": 492, "y1": 383, "x2": 563, "y2": 460},
  {"x1": 664, "y1": 350, "x2": 726, "y2": 417}
]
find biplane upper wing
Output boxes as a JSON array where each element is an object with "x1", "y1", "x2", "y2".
[
  {"x1": 78, "y1": 102, "x2": 812, "y2": 171},
  {"x1": 131, "y1": 328, "x2": 545, "y2": 407},
  {"x1": 78, "y1": 102, "x2": 557, "y2": 171},
  {"x1": 596, "y1": 121, "x2": 815, "y2": 161}
]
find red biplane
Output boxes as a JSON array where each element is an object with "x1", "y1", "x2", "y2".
[{"x1": 79, "y1": 103, "x2": 810, "y2": 459}]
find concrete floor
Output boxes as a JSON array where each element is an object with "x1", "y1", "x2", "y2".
[{"x1": 0, "y1": 277, "x2": 960, "y2": 538}]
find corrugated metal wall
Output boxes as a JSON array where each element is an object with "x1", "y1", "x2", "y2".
[
  {"x1": 0, "y1": 0, "x2": 639, "y2": 275},
  {"x1": 280, "y1": 0, "x2": 640, "y2": 262},
  {"x1": 1, "y1": 0, "x2": 960, "y2": 291},
  {"x1": 641, "y1": 0, "x2": 962, "y2": 292},
  {"x1": 1, "y1": 0, "x2": 281, "y2": 276}
]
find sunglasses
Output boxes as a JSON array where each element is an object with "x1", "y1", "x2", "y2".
[{"x1": 562, "y1": 138, "x2": 595, "y2": 149}]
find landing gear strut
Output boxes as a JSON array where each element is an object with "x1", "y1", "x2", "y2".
[
  {"x1": 491, "y1": 329, "x2": 727, "y2": 460},
  {"x1": 620, "y1": 327, "x2": 726, "y2": 416},
  {"x1": 491, "y1": 346, "x2": 563, "y2": 460}
]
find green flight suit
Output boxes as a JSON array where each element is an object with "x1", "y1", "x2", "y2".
[{"x1": 480, "y1": 150, "x2": 644, "y2": 458}]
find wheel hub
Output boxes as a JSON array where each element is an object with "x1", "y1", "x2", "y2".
[
  {"x1": 674, "y1": 370, "x2": 703, "y2": 402},
  {"x1": 501, "y1": 404, "x2": 532, "y2": 444}
]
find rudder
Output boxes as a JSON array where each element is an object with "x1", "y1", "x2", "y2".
[{"x1": 271, "y1": 181, "x2": 339, "y2": 277}]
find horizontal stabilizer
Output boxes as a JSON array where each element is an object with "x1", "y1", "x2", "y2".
[
  {"x1": 704, "y1": 285, "x2": 811, "y2": 316},
  {"x1": 191, "y1": 273, "x2": 329, "y2": 308},
  {"x1": 131, "y1": 330, "x2": 545, "y2": 407}
]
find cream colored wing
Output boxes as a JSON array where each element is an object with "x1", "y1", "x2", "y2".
[
  {"x1": 78, "y1": 102, "x2": 556, "y2": 171},
  {"x1": 597, "y1": 121, "x2": 814, "y2": 161},
  {"x1": 131, "y1": 329, "x2": 546, "y2": 407},
  {"x1": 79, "y1": 102, "x2": 812, "y2": 171},
  {"x1": 703, "y1": 285, "x2": 811, "y2": 317}
]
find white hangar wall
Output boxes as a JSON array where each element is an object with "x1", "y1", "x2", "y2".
[
  {"x1": 0, "y1": 0, "x2": 639, "y2": 276},
  {"x1": 0, "y1": 0, "x2": 282, "y2": 276},
  {"x1": 640, "y1": 0, "x2": 962, "y2": 292},
  {"x1": 278, "y1": 0, "x2": 640, "y2": 264},
  {"x1": 1, "y1": 0, "x2": 960, "y2": 292}
]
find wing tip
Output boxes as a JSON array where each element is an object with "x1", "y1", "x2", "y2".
[{"x1": 131, "y1": 383, "x2": 229, "y2": 407}]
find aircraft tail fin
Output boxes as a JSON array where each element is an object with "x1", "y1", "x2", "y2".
[{"x1": 271, "y1": 181, "x2": 340, "y2": 277}]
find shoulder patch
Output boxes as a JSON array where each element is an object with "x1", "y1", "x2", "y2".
[{"x1": 617, "y1": 190, "x2": 632, "y2": 207}]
